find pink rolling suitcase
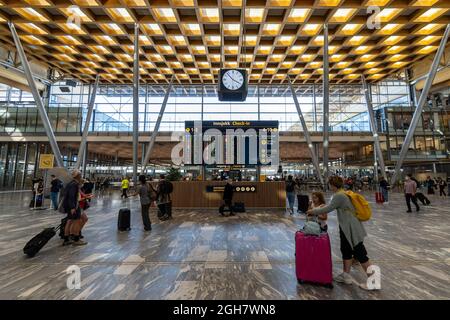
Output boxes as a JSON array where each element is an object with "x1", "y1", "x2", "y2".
[{"x1": 295, "y1": 231, "x2": 333, "y2": 288}]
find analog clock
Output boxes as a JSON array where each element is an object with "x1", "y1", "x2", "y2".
[
  {"x1": 222, "y1": 69, "x2": 244, "y2": 91},
  {"x1": 218, "y1": 69, "x2": 248, "y2": 101}
]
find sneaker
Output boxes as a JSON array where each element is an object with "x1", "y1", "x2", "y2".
[
  {"x1": 229, "y1": 213, "x2": 236, "y2": 216},
  {"x1": 334, "y1": 272, "x2": 354, "y2": 285},
  {"x1": 406, "y1": 210, "x2": 412, "y2": 213},
  {"x1": 359, "y1": 282, "x2": 380, "y2": 291},
  {"x1": 72, "y1": 240, "x2": 88, "y2": 246},
  {"x1": 62, "y1": 239, "x2": 73, "y2": 246}
]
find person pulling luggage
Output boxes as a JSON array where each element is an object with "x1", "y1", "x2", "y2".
[
  {"x1": 131, "y1": 175, "x2": 156, "y2": 231},
  {"x1": 307, "y1": 176, "x2": 377, "y2": 290}
]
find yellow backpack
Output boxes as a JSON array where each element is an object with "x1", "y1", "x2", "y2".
[{"x1": 343, "y1": 190, "x2": 372, "y2": 221}]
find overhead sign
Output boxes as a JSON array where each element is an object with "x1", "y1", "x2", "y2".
[{"x1": 39, "y1": 154, "x2": 54, "y2": 169}]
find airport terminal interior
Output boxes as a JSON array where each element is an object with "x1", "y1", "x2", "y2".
[{"x1": 0, "y1": 0, "x2": 449, "y2": 300}]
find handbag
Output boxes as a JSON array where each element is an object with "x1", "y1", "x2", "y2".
[{"x1": 303, "y1": 221, "x2": 321, "y2": 236}]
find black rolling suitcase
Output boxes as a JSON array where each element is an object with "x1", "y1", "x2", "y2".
[
  {"x1": 23, "y1": 225, "x2": 60, "y2": 257},
  {"x1": 416, "y1": 192, "x2": 430, "y2": 205},
  {"x1": 118, "y1": 208, "x2": 131, "y2": 231},
  {"x1": 297, "y1": 195, "x2": 309, "y2": 213}
]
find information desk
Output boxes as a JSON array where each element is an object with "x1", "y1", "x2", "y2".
[{"x1": 170, "y1": 181, "x2": 286, "y2": 208}]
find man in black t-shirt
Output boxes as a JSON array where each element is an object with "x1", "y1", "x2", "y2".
[
  {"x1": 50, "y1": 175, "x2": 63, "y2": 210},
  {"x1": 220, "y1": 179, "x2": 234, "y2": 216}
]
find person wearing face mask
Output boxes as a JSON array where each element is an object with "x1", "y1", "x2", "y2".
[{"x1": 404, "y1": 174, "x2": 420, "y2": 213}]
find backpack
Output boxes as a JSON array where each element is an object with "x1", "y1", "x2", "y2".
[
  {"x1": 147, "y1": 183, "x2": 157, "y2": 201},
  {"x1": 159, "y1": 180, "x2": 173, "y2": 195},
  {"x1": 343, "y1": 190, "x2": 372, "y2": 222}
]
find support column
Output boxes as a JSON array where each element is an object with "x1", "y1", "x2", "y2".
[
  {"x1": 322, "y1": 24, "x2": 330, "y2": 188},
  {"x1": 82, "y1": 142, "x2": 89, "y2": 178},
  {"x1": 141, "y1": 75, "x2": 175, "y2": 172},
  {"x1": 75, "y1": 75, "x2": 99, "y2": 170},
  {"x1": 391, "y1": 24, "x2": 450, "y2": 185},
  {"x1": 8, "y1": 22, "x2": 64, "y2": 168},
  {"x1": 132, "y1": 23, "x2": 140, "y2": 184},
  {"x1": 287, "y1": 76, "x2": 324, "y2": 185},
  {"x1": 362, "y1": 75, "x2": 387, "y2": 180}
]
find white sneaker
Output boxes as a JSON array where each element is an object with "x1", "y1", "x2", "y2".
[
  {"x1": 334, "y1": 272, "x2": 354, "y2": 285},
  {"x1": 359, "y1": 282, "x2": 380, "y2": 291},
  {"x1": 383, "y1": 201, "x2": 389, "y2": 205}
]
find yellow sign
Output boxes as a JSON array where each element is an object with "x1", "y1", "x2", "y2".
[{"x1": 39, "y1": 154, "x2": 54, "y2": 169}]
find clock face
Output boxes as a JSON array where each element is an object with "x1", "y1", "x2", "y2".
[{"x1": 222, "y1": 70, "x2": 244, "y2": 91}]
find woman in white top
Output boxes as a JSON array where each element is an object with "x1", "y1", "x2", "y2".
[{"x1": 308, "y1": 191, "x2": 328, "y2": 232}]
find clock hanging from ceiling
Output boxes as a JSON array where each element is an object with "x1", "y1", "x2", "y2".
[{"x1": 218, "y1": 69, "x2": 248, "y2": 102}]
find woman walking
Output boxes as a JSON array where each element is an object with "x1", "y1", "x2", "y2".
[{"x1": 307, "y1": 176, "x2": 377, "y2": 290}]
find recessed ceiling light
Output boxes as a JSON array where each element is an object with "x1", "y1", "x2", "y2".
[
  {"x1": 245, "y1": 8, "x2": 264, "y2": 23},
  {"x1": 414, "y1": 8, "x2": 447, "y2": 23},
  {"x1": 223, "y1": 24, "x2": 240, "y2": 36},
  {"x1": 152, "y1": 8, "x2": 177, "y2": 23},
  {"x1": 199, "y1": 8, "x2": 219, "y2": 23},
  {"x1": 339, "y1": 24, "x2": 363, "y2": 36},
  {"x1": 416, "y1": 46, "x2": 438, "y2": 54},
  {"x1": 14, "y1": 7, "x2": 48, "y2": 22},
  {"x1": 330, "y1": 8, "x2": 357, "y2": 23},
  {"x1": 414, "y1": 23, "x2": 444, "y2": 35},
  {"x1": 287, "y1": 8, "x2": 310, "y2": 23}
]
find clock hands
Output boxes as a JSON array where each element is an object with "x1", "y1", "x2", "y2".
[{"x1": 226, "y1": 73, "x2": 241, "y2": 85}]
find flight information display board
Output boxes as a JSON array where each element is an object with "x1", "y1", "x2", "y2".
[{"x1": 184, "y1": 120, "x2": 279, "y2": 165}]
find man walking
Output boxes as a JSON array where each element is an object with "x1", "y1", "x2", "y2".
[
  {"x1": 50, "y1": 174, "x2": 63, "y2": 210},
  {"x1": 121, "y1": 176, "x2": 129, "y2": 199},
  {"x1": 379, "y1": 176, "x2": 390, "y2": 205},
  {"x1": 62, "y1": 170, "x2": 87, "y2": 246},
  {"x1": 404, "y1": 174, "x2": 420, "y2": 213}
]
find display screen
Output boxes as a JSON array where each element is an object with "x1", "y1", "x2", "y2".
[{"x1": 184, "y1": 121, "x2": 279, "y2": 165}]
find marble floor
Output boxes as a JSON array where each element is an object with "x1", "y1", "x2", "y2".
[{"x1": 0, "y1": 190, "x2": 449, "y2": 300}]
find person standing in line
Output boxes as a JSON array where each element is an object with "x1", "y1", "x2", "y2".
[
  {"x1": 156, "y1": 174, "x2": 173, "y2": 219},
  {"x1": 404, "y1": 174, "x2": 420, "y2": 213},
  {"x1": 50, "y1": 174, "x2": 63, "y2": 210},
  {"x1": 132, "y1": 175, "x2": 155, "y2": 231},
  {"x1": 437, "y1": 177, "x2": 447, "y2": 197},
  {"x1": 285, "y1": 175, "x2": 296, "y2": 215},
  {"x1": 121, "y1": 176, "x2": 129, "y2": 199},
  {"x1": 219, "y1": 179, "x2": 235, "y2": 216},
  {"x1": 294, "y1": 177, "x2": 304, "y2": 213},
  {"x1": 379, "y1": 176, "x2": 390, "y2": 205},
  {"x1": 426, "y1": 176, "x2": 435, "y2": 195}
]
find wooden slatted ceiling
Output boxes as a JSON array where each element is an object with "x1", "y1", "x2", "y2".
[{"x1": 0, "y1": 0, "x2": 448, "y2": 85}]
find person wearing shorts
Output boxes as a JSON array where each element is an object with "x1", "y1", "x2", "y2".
[{"x1": 62, "y1": 170, "x2": 87, "y2": 246}]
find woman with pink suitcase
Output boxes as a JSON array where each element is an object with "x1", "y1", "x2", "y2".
[{"x1": 304, "y1": 176, "x2": 377, "y2": 291}]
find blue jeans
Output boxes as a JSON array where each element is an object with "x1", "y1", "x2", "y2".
[
  {"x1": 381, "y1": 188, "x2": 388, "y2": 202},
  {"x1": 287, "y1": 192, "x2": 296, "y2": 210},
  {"x1": 50, "y1": 192, "x2": 59, "y2": 209}
]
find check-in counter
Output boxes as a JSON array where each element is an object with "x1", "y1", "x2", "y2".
[{"x1": 170, "y1": 181, "x2": 286, "y2": 208}]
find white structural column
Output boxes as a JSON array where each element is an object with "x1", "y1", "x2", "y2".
[
  {"x1": 132, "y1": 23, "x2": 140, "y2": 184},
  {"x1": 75, "y1": 75, "x2": 99, "y2": 170},
  {"x1": 9, "y1": 22, "x2": 65, "y2": 168},
  {"x1": 322, "y1": 24, "x2": 330, "y2": 187},
  {"x1": 361, "y1": 75, "x2": 387, "y2": 181},
  {"x1": 287, "y1": 76, "x2": 324, "y2": 185},
  {"x1": 141, "y1": 75, "x2": 175, "y2": 172},
  {"x1": 391, "y1": 24, "x2": 450, "y2": 185}
]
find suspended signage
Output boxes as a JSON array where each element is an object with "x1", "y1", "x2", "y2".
[{"x1": 39, "y1": 154, "x2": 54, "y2": 169}]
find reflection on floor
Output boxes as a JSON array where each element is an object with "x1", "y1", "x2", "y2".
[{"x1": 0, "y1": 190, "x2": 449, "y2": 300}]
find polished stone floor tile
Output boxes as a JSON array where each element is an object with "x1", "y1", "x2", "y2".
[{"x1": 0, "y1": 190, "x2": 449, "y2": 300}]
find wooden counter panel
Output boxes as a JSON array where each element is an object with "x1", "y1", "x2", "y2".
[{"x1": 171, "y1": 181, "x2": 286, "y2": 208}]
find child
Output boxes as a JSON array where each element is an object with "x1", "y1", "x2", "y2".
[{"x1": 308, "y1": 192, "x2": 328, "y2": 232}]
